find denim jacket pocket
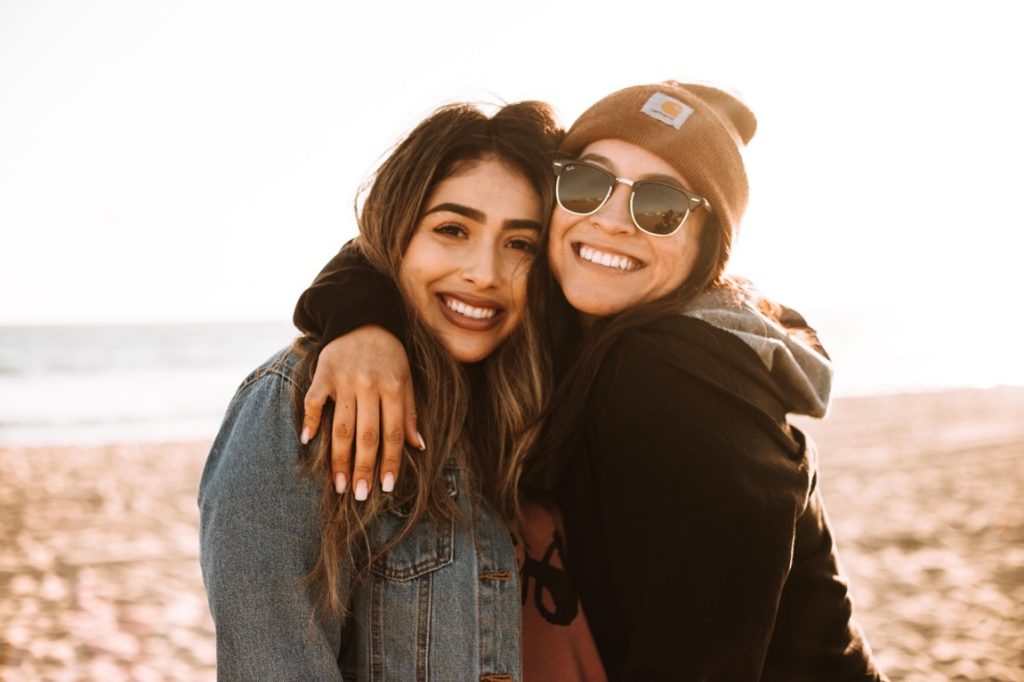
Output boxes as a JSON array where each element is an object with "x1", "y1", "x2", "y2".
[{"x1": 369, "y1": 467, "x2": 459, "y2": 581}]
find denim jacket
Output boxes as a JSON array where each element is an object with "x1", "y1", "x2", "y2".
[{"x1": 198, "y1": 348, "x2": 522, "y2": 681}]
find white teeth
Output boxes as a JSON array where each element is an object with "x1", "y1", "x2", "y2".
[
  {"x1": 444, "y1": 297, "x2": 497, "y2": 319},
  {"x1": 578, "y1": 245, "x2": 639, "y2": 271}
]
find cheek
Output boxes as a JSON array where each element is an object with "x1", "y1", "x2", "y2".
[
  {"x1": 547, "y1": 214, "x2": 571, "y2": 274},
  {"x1": 508, "y1": 269, "x2": 530, "y2": 319},
  {"x1": 396, "y1": 259, "x2": 432, "y2": 317},
  {"x1": 550, "y1": 208, "x2": 568, "y2": 230},
  {"x1": 548, "y1": 211, "x2": 571, "y2": 248},
  {"x1": 396, "y1": 259, "x2": 416, "y2": 297},
  {"x1": 399, "y1": 233, "x2": 442, "y2": 289},
  {"x1": 654, "y1": 224, "x2": 705, "y2": 291},
  {"x1": 495, "y1": 265, "x2": 530, "y2": 337}
]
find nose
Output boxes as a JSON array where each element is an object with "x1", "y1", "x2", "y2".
[
  {"x1": 589, "y1": 182, "x2": 636, "y2": 235},
  {"x1": 460, "y1": 241, "x2": 503, "y2": 289}
]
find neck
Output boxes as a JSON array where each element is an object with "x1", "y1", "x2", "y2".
[{"x1": 578, "y1": 312, "x2": 599, "y2": 332}]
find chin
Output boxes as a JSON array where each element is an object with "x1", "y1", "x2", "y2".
[
  {"x1": 448, "y1": 343, "x2": 496, "y2": 364},
  {"x1": 562, "y1": 286, "x2": 628, "y2": 318}
]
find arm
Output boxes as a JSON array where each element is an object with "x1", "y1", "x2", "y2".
[
  {"x1": 294, "y1": 243, "x2": 421, "y2": 500},
  {"x1": 199, "y1": 366, "x2": 345, "y2": 681},
  {"x1": 293, "y1": 241, "x2": 408, "y2": 344},
  {"x1": 584, "y1": 334, "x2": 809, "y2": 679},
  {"x1": 761, "y1": 435, "x2": 887, "y2": 680}
]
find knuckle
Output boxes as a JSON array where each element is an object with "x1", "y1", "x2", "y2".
[
  {"x1": 354, "y1": 374, "x2": 376, "y2": 391},
  {"x1": 383, "y1": 428, "x2": 404, "y2": 446},
  {"x1": 352, "y1": 463, "x2": 375, "y2": 478},
  {"x1": 332, "y1": 422, "x2": 354, "y2": 440},
  {"x1": 359, "y1": 429, "x2": 379, "y2": 448},
  {"x1": 381, "y1": 448, "x2": 403, "y2": 466},
  {"x1": 380, "y1": 378, "x2": 402, "y2": 394}
]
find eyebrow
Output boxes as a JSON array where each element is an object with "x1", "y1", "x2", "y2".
[
  {"x1": 578, "y1": 153, "x2": 687, "y2": 189},
  {"x1": 424, "y1": 202, "x2": 542, "y2": 232}
]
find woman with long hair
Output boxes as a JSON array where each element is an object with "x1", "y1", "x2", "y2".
[
  {"x1": 199, "y1": 100, "x2": 607, "y2": 680},
  {"x1": 292, "y1": 81, "x2": 887, "y2": 680}
]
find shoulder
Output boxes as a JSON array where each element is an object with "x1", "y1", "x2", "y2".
[
  {"x1": 232, "y1": 344, "x2": 308, "y2": 401},
  {"x1": 590, "y1": 317, "x2": 798, "y2": 453},
  {"x1": 612, "y1": 315, "x2": 771, "y2": 391},
  {"x1": 219, "y1": 344, "x2": 313, "y2": 428},
  {"x1": 578, "y1": 322, "x2": 813, "y2": 532},
  {"x1": 582, "y1": 320, "x2": 812, "y2": 517},
  {"x1": 594, "y1": 315, "x2": 767, "y2": 408},
  {"x1": 590, "y1": 322, "x2": 742, "y2": 440},
  {"x1": 200, "y1": 345, "x2": 313, "y2": 502}
]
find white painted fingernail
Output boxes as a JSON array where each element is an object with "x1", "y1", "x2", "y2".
[
  {"x1": 334, "y1": 473, "x2": 347, "y2": 495},
  {"x1": 354, "y1": 480, "x2": 368, "y2": 501},
  {"x1": 382, "y1": 472, "x2": 395, "y2": 493},
  {"x1": 300, "y1": 427, "x2": 311, "y2": 445},
  {"x1": 416, "y1": 432, "x2": 426, "y2": 451}
]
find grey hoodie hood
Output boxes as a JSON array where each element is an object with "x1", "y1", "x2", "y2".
[{"x1": 681, "y1": 287, "x2": 832, "y2": 418}]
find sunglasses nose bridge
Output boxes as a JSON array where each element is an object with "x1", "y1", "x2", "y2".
[
  {"x1": 602, "y1": 173, "x2": 634, "y2": 199},
  {"x1": 607, "y1": 174, "x2": 635, "y2": 202},
  {"x1": 583, "y1": 175, "x2": 637, "y2": 235},
  {"x1": 610, "y1": 176, "x2": 640, "y2": 215}
]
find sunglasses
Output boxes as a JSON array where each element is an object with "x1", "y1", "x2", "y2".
[{"x1": 553, "y1": 160, "x2": 711, "y2": 237}]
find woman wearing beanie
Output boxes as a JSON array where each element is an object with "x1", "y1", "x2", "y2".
[{"x1": 292, "y1": 82, "x2": 886, "y2": 681}]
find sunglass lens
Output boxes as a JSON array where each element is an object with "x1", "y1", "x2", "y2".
[
  {"x1": 558, "y1": 164, "x2": 612, "y2": 214},
  {"x1": 633, "y1": 184, "x2": 690, "y2": 235}
]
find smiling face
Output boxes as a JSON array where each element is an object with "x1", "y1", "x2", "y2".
[
  {"x1": 398, "y1": 157, "x2": 543, "y2": 363},
  {"x1": 548, "y1": 138, "x2": 709, "y2": 318}
]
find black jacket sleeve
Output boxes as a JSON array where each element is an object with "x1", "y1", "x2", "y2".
[
  {"x1": 566, "y1": 319, "x2": 883, "y2": 681},
  {"x1": 292, "y1": 242, "x2": 409, "y2": 346}
]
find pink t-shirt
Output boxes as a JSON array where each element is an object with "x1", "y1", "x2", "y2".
[{"x1": 512, "y1": 502, "x2": 608, "y2": 682}]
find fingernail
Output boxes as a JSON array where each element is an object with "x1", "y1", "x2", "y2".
[
  {"x1": 355, "y1": 480, "x2": 368, "y2": 501},
  {"x1": 334, "y1": 473, "x2": 347, "y2": 495},
  {"x1": 300, "y1": 426, "x2": 311, "y2": 445},
  {"x1": 416, "y1": 432, "x2": 426, "y2": 451},
  {"x1": 381, "y1": 472, "x2": 395, "y2": 493}
]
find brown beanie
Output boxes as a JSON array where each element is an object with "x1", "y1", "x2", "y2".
[{"x1": 560, "y1": 81, "x2": 756, "y2": 257}]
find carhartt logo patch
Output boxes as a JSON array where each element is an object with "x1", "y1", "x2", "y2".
[{"x1": 640, "y1": 93, "x2": 694, "y2": 129}]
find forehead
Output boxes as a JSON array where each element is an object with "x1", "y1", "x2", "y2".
[
  {"x1": 424, "y1": 158, "x2": 542, "y2": 219},
  {"x1": 579, "y1": 139, "x2": 690, "y2": 187},
  {"x1": 442, "y1": 153, "x2": 530, "y2": 187}
]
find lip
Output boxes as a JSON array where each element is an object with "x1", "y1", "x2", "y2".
[
  {"x1": 572, "y1": 241, "x2": 645, "y2": 273},
  {"x1": 436, "y1": 293, "x2": 505, "y2": 332}
]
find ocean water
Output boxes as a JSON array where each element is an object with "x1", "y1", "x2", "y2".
[
  {"x1": 0, "y1": 321, "x2": 297, "y2": 447},
  {"x1": 0, "y1": 314, "x2": 1018, "y2": 447}
]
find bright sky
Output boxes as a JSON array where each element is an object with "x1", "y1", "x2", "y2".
[{"x1": 2, "y1": 1, "x2": 1022, "y2": 365}]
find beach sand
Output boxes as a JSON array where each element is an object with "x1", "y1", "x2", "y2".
[{"x1": 1, "y1": 387, "x2": 1022, "y2": 681}]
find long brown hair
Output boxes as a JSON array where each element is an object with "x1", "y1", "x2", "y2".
[{"x1": 291, "y1": 101, "x2": 562, "y2": 618}]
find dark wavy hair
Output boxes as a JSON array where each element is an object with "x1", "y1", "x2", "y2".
[{"x1": 291, "y1": 101, "x2": 563, "y2": 618}]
